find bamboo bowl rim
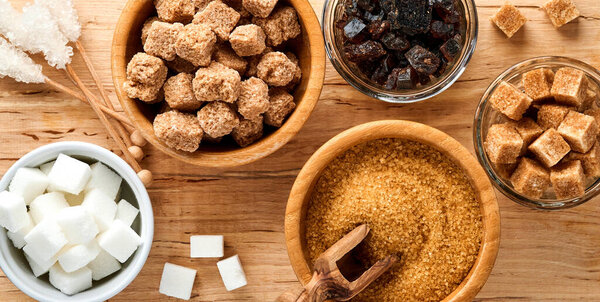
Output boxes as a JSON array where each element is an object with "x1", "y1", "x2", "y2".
[
  {"x1": 110, "y1": 0, "x2": 325, "y2": 167},
  {"x1": 284, "y1": 120, "x2": 500, "y2": 301}
]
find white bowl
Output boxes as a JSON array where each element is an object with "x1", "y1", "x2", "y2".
[{"x1": 0, "y1": 142, "x2": 154, "y2": 301}]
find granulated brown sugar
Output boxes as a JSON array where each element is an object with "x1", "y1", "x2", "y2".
[{"x1": 305, "y1": 138, "x2": 482, "y2": 302}]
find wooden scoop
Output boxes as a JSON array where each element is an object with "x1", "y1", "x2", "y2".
[{"x1": 277, "y1": 224, "x2": 398, "y2": 302}]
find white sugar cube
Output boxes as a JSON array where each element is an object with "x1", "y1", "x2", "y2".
[
  {"x1": 49, "y1": 264, "x2": 92, "y2": 295},
  {"x1": 159, "y1": 262, "x2": 197, "y2": 300},
  {"x1": 58, "y1": 241, "x2": 101, "y2": 273},
  {"x1": 87, "y1": 249, "x2": 121, "y2": 281},
  {"x1": 81, "y1": 189, "x2": 117, "y2": 232},
  {"x1": 97, "y1": 220, "x2": 141, "y2": 263},
  {"x1": 0, "y1": 191, "x2": 29, "y2": 232},
  {"x1": 56, "y1": 206, "x2": 99, "y2": 245},
  {"x1": 23, "y1": 219, "x2": 68, "y2": 262},
  {"x1": 190, "y1": 235, "x2": 223, "y2": 258},
  {"x1": 8, "y1": 167, "x2": 49, "y2": 205},
  {"x1": 84, "y1": 162, "x2": 122, "y2": 200},
  {"x1": 29, "y1": 192, "x2": 69, "y2": 224},
  {"x1": 48, "y1": 154, "x2": 91, "y2": 195},
  {"x1": 39, "y1": 160, "x2": 55, "y2": 175},
  {"x1": 25, "y1": 251, "x2": 58, "y2": 277},
  {"x1": 7, "y1": 212, "x2": 34, "y2": 249},
  {"x1": 217, "y1": 255, "x2": 247, "y2": 291},
  {"x1": 116, "y1": 199, "x2": 139, "y2": 226}
]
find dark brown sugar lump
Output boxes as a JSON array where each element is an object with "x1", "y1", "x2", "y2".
[
  {"x1": 550, "y1": 160, "x2": 586, "y2": 199},
  {"x1": 264, "y1": 88, "x2": 295, "y2": 127},
  {"x1": 197, "y1": 101, "x2": 240, "y2": 137},
  {"x1": 155, "y1": 0, "x2": 195, "y2": 23},
  {"x1": 193, "y1": 62, "x2": 241, "y2": 103},
  {"x1": 193, "y1": 0, "x2": 241, "y2": 40},
  {"x1": 232, "y1": 116, "x2": 264, "y2": 147},
  {"x1": 153, "y1": 110, "x2": 204, "y2": 152},
  {"x1": 126, "y1": 52, "x2": 168, "y2": 86},
  {"x1": 175, "y1": 24, "x2": 217, "y2": 67},
  {"x1": 510, "y1": 157, "x2": 551, "y2": 199},
  {"x1": 144, "y1": 21, "x2": 184, "y2": 61},
  {"x1": 484, "y1": 123, "x2": 523, "y2": 164},
  {"x1": 528, "y1": 128, "x2": 571, "y2": 167},
  {"x1": 253, "y1": 6, "x2": 301, "y2": 46},
  {"x1": 164, "y1": 73, "x2": 203, "y2": 111}
]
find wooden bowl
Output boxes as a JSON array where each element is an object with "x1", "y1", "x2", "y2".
[
  {"x1": 111, "y1": 0, "x2": 325, "y2": 167},
  {"x1": 285, "y1": 120, "x2": 500, "y2": 301}
]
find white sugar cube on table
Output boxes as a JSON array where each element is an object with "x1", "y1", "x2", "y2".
[
  {"x1": 159, "y1": 263, "x2": 197, "y2": 300},
  {"x1": 49, "y1": 264, "x2": 92, "y2": 296},
  {"x1": 97, "y1": 219, "x2": 142, "y2": 263},
  {"x1": 88, "y1": 249, "x2": 122, "y2": 281},
  {"x1": 81, "y1": 189, "x2": 117, "y2": 232},
  {"x1": 8, "y1": 167, "x2": 48, "y2": 204},
  {"x1": 58, "y1": 241, "x2": 101, "y2": 273},
  {"x1": 48, "y1": 154, "x2": 91, "y2": 195},
  {"x1": 29, "y1": 191, "x2": 69, "y2": 224},
  {"x1": 23, "y1": 219, "x2": 68, "y2": 262},
  {"x1": 217, "y1": 255, "x2": 248, "y2": 291},
  {"x1": 0, "y1": 191, "x2": 29, "y2": 232},
  {"x1": 25, "y1": 251, "x2": 58, "y2": 277},
  {"x1": 84, "y1": 162, "x2": 123, "y2": 200},
  {"x1": 190, "y1": 235, "x2": 224, "y2": 258},
  {"x1": 39, "y1": 160, "x2": 55, "y2": 175},
  {"x1": 7, "y1": 212, "x2": 34, "y2": 249},
  {"x1": 56, "y1": 206, "x2": 99, "y2": 244},
  {"x1": 116, "y1": 199, "x2": 139, "y2": 226}
]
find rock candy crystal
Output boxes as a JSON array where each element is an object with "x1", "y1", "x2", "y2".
[
  {"x1": 0, "y1": 36, "x2": 45, "y2": 83},
  {"x1": 35, "y1": 0, "x2": 81, "y2": 42}
]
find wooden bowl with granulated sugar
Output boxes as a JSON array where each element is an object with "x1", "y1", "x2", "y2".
[
  {"x1": 111, "y1": 0, "x2": 325, "y2": 167},
  {"x1": 284, "y1": 120, "x2": 500, "y2": 301}
]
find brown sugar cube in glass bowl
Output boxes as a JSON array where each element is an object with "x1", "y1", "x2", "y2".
[
  {"x1": 155, "y1": 0, "x2": 195, "y2": 23},
  {"x1": 175, "y1": 24, "x2": 217, "y2": 67},
  {"x1": 550, "y1": 160, "x2": 586, "y2": 199},
  {"x1": 193, "y1": 0, "x2": 240, "y2": 40},
  {"x1": 510, "y1": 158, "x2": 551, "y2": 199},
  {"x1": 144, "y1": 21, "x2": 184, "y2": 61},
  {"x1": 229, "y1": 24, "x2": 266, "y2": 57},
  {"x1": 193, "y1": 62, "x2": 241, "y2": 103},
  {"x1": 484, "y1": 123, "x2": 523, "y2": 164},
  {"x1": 232, "y1": 116, "x2": 264, "y2": 147},
  {"x1": 242, "y1": 0, "x2": 277, "y2": 18},
  {"x1": 264, "y1": 88, "x2": 295, "y2": 127},
  {"x1": 579, "y1": 89, "x2": 597, "y2": 111},
  {"x1": 126, "y1": 53, "x2": 168, "y2": 85},
  {"x1": 522, "y1": 68, "x2": 554, "y2": 102},
  {"x1": 197, "y1": 101, "x2": 240, "y2": 137},
  {"x1": 551, "y1": 67, "x2": 588, "y2": 107},
  {"x1": 253, "y1": 6, "x2": 301, "y2": 46},
  {"x1": 490, "y1": 2, "x2": 527, "y2": 38},
  {"x1": 141, "y1": 17, "x2": 159, "y2": 45},
  {"x1": 584, "y1": 108, "x2": 600, "y2": 140},
  {"x1": 557, "y1": 111, "x2": 599, "y2": 153},
  {"x1": 492, "y1": 162, "x2": 518, "y2": 179},
  {"x1": 123, "y1": 80, "x2": 163, "y2": 103},
  {"x1": 164, "y1": 73, "x2": 204, "y2": 111},
  {"x1": 257, "y1": 52, "x2": 296, "y2": 86},
  {"x1": 153, "y1": 110, "x2": 204, "y2": 152},
  {"x1": 165, "y1": 56, "x2": 198, "y2": 74},
  {"x1": 568, "y1": 142, "x2": 600, "y2": 177},
  {"x1": 528, "y1": 128, "x2": 571, "y2": 167},
  {"x1": 542, "y1": 0, "x2": 580, "y2": 28},
  {"x1": 537, "y1": 104, "x2": 572, "y2": 130},
  {"x1": 508, "y1": 117, "x2": 543, "y2": 154},
  {"x1": 213, "y1": 44, "x2": 248, "y2": 74},
  {"x1": 489, "y1": 81, "x2": 533, "y2": 121},
  {"x1": 237, "y1": 77, "x2": 269, "y2": 119}
]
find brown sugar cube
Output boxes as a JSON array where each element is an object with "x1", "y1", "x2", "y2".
[
  {"x1": 492, "y1": 162, "x2": 518, "y2": 179},
  {"x1": 245, "y1": 46, "x2": 272, "y2": 77},
  {"x1": 508, "y1": 117, "x2": 543, "y2": 154},
  {"x1": 197, "y1": 101, "x2": 240, "y2": 137},
  {"x1": 557, "y1": 111, "x2": 599, "y2": 153},
  {"x1": 193, "y1": 62, "x2": 241, "y2": 103},
  {"x1": 489, "y1": 81, "x2": 532, "y2": 121},
  {"x1": 144, "y1": 21, "x2": 184, "y2": 61},
  {"x1": 522, "y1": 68, "x2": 553, "y2": 102},
  {"x1": 510, "y1": 158, "x2": 551, "y2": 199},
  {"x1": 257, "y1": 51, "x2": 296, "y2": 86},
  {"x1": 242, "y1": 0, "x2": 277, "y2": 18},
  {"x1": 285, "y1": 52, "x2": 302, "y2": 89},
  {"x1": 550, "y1": 160, "x2": 586, "y2": 199},
  {"x1": 175, "y1": 24, "x2": 217, "y2": 67},
  {"x1": 551, "y1": 67, "x2": 588, "y2": 107},
  {"x1": 253, "y1": 6, "x2": 301, "y2": 46},
  {"x1": 490, "y1": 2, "x2": 527, "y2": 38},
  {"x1": 579, "y1": 89, "x2": 597, "y2": 111},
  {"x1": 141, "y1": 17, "x2": 159, "y2": 45},
  {"x1": 194, "y1": 0, "x2": 211, "y2": 12},
  {"x1": 126, "y1": 52, "x2": 168, "y2": 86},
  {"x1": 193, "y1": 0, "x2": 240, "y2": 40},
  {"x1": 153, "y1": 110, "x2": 203, "y2": 152},
  {"x1": 229, "y1": 24, "x2": 267, "y2": 57},
  {"x1": 213, "y1": 44, "x2": 248, "y2": 75},
  {"x1": 528, "y1": 128, "x2": 571, "y2": 167},
  {"x1": 165, "y1": 56, "x2": 198, "y2": 74},
  {"x1": 238, "y1": 77, "x2": 269, "y2": 119},
  {"x1": 584, "y1": 108, "x2": 600, "y2": 140},
  {"x1": 542, "y1": 0, "x2": 580, "y2": 28},
  {"x1": 568, "y1": 142, "x2": 600, "y2": 177},
  {"x1": 123, "y1": 80, "x2": 163, "y2": 103},
  {"x1": 232, "y1": 116, "x2": 264, "y2": 147},
  {"x1": 484, "y1": 123, "x2": 523, "y2": 164},
  {"x1": 264, "y1": 88, "x2": 295, "y2": 127},
  {"x1": 536, "y1": 104, "x2": 571, "y2": 130},
  {"x1": 164, "y1": 73, "x2": 204, "y2": 111},
  {"x1": 155, "y1": 0, "x2": 195, "y2": 23}
]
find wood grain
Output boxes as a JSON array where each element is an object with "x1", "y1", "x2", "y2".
[{"x1": 0, "y1": 0, "x2": 600, "y2": 301}]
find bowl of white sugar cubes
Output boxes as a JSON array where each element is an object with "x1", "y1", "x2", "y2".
[{"x1": 0, "y1": 141, "x2": 153, "y2": 301}]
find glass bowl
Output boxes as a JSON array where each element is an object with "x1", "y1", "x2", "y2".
[
  {"x1": 322, "y1": 0, "x2": 478, "y2": 103},
  {"x1": 474, "y1": 56, "x2": 600, "y2": 210}
]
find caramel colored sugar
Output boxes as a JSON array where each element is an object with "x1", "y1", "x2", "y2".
[{"x1": 305, "y1": 139, "x2": 482, "y2": 302}]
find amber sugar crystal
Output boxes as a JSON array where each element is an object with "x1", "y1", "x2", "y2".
[
  {"x1": 489, "y1": 81, "x2": 532, "y2": 120},
  {"x1": 490, "y1": 2, "x2": 527, "y2": 38},
  {"x1": 510, "y1": 157, "x2": 551, "y2": 199},
  {"x1": 542, "y1": 0, "x2": 580, "y2": 28}
]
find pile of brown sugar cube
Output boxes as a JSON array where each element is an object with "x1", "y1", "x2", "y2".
[
  {"x1": 123, "y1": 0, "x2": 303, "y2": 152},
  {"x1": 485, "y1": 66, "x2": 600, "y2": 199}
]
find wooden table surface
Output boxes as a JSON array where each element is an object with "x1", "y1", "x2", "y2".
[{"x1": 1, "y1": 0, "x2": 600, "y2": 301}]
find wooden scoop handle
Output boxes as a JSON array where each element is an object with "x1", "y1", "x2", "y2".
[{"x1": 276, "y1": 284, "x2": 309, "y2": 302}]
